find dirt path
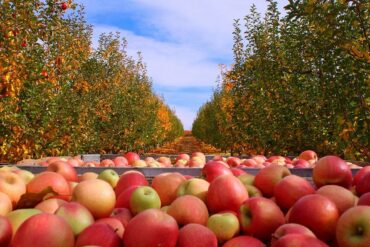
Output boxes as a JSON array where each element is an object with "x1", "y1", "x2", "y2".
[{"x1": 149, "y1": 132, "x2": 221, "y2": 154}]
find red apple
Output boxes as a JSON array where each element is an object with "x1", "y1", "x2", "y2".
[
  {"x1": 202, "y1": 161, "x2": 233, "y2": 183},
  {"x1": 152, "y1": 172, "x2": 186, "y2": 206},
  {"x1": 222, "y1": 236, "x2": 265, "y2": 247},
  {"x1": 288, "y1": 194, "x2": 339, "y2": 242},
  {"x1": 358, "y1": 192, "x2": 370, "y2": 206},
  {"x1": 27, "y1": 171, "x2": 70, "y2": 201},
  {"x1": 111, "y1": 207, "x2": 132, "y2": 228},
  {"x1": 239, "y1": 197, "x2": 285, "y2": 241},
  {"x1": 312, "y1": 155, "x2": 352, "y2": 189},
  {"x1": 316, "y1": 185, "x2": 356, "y2": 214},
  {"x1": 167, "y1": 195, "x2": 209, "y2": 226},
  {"x1": 207, "y1": 174, "x2": 248, "y2": 213},
  {"x1": 0, "y1": 171, "x2": 26, "y2": 206},
  {"x1": 78, "y1": 171, "x2": 98, "y2": 181},
  {"x1": 6, "y1": 208, "x2": 42, "y2": 236},
  {"x1": 227, "y1": 157, "x2": 241, "y2": 168},
  {"x1": 12, "y1": 213, "x2": 74, "y2": 247},
  {"x1": 75, "y1": 222, "x2": 121, "y2": 247},
  {"x1": 254, "y1": 164, "x2": 291, "y2": 197},
  {"x1": 157, "y1": 156, "x2": 172, "y2": 167},
  {"x1": 96, "y1": 217, "x2": 124, "y2": 238},
  {"x1": 230, "y1": 168, "x2": 246, "y2": 176},
  {"x1": 213, "y1": 155, "x2": 225, "y2": 162},
  {"x1": 271, "y1": 234, "x2": 328, "y2": 247},
  {"x1": 292, "y1": 159, "x2": 311, "y2": 168},
  {"x1": 174, "y1": 159, "x2": 188, "y2": 167},
  {"x1": 356, "y1": 172, "x2": 370, "y2": 196},
  {"x1": 242, "y1": 159, "x2": 258, "y2": 167},
  {"x1": 115, "y1": 185, "x2": 139, "y2": 209},
  {"x1": 55, "y1": 202, "x2": 95, "y2": 236},
  {"x1": 298, "y1": 150, "x2": 318, "y2": 162},
  {"x1": 47, "y1": 160, "x2": 78, "y2": 182},
  {"x1": 100, "y1": 159, "x2": 115, "y2": 167},
  {"x1": 113, "y1": 156, "x2": 129, "y2": 167},
  {"x1": 0, "y1": 216, "x2": 12, "y2": 247},
  {"x1": 177, "y1": 223, "x2": 217, "y2": 247},
  {"x1": 192, "y1": 152, "x2": 206, "y2": 163},
  {"x1": 271, "y1": 223, "x2": 316, "y2": 245},
  {"x1": 207, "y1": 212, "x2": 240, "y2": 243},
  {"x1": 72, "y1": 179, "x2": 116, "y2": 219},
  {"x1": 176, "y1": 153, "x2": 190, "y2": 162},
  {"x1": 114, "y1": 171, "x2": 148, "y2": 197},
  {"x1": 274, "y1": 175, "x2": 315, "y2": 211},
  {"x1": 336, "y1": 206, "x2": 370, "y2": 247},
  {"x1": 124, "y1": 152, "x2": 140, "y2": 165},
  {"x1": 61, "y1": 2, "x2": 68, "y2": 10},
  {"x1": 188, "y1": 156, "x2": 205, "y2": 168},
  {"x1": 353, "y1": 166, "x2": 370, "y2": 186},
  {"x1": 123, "y1": 209, "x2": 179, "y2": 247}
]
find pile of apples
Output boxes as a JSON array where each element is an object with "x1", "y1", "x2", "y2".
[{"x1": 1, "y1": 151, "x2": 370, "y2": 247}]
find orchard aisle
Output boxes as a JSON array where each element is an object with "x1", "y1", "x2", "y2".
[{"x1": 149, "y1": 132, "x2": 221, "y2": 155}]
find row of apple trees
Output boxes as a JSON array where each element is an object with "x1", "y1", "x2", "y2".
[
  {"x1": 193, "y1": 0, "x2": 369, "y2": 160},
  {"x1": 0, "y1": 0, "x2": 183, "y2": 162}
]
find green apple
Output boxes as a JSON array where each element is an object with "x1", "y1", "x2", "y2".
[
  {"x1": 55, "y1": 202, "x2": 94, "y2": 236},
  {"x1": 237, "y1": 173, "x2": 255, "y2": 186},
  {"x1": 176, "y1": 178, "x2": 209, "y2": 202},
  {"x1": 97, "y1": 169, "x2": 119, "y2": 188},
  {"x1": 12, "y1": 169, "x2": 35, "y2": 184},
  {"x1": 130, "y1": 186, "x2": 161, "y2": 214},
  {"x1": 245, "y1": 184, "x2": 262, "y2": 198},
  {"x1": 6, "y1": 208, "x2": 42, "y2": 235},
  {"x1": 207, "y1": 212, "x2": 240, "y2": 243}
]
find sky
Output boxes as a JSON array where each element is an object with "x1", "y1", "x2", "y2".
[{"x1": 76, "y1": 0, "x2": 288, "y2": 130}]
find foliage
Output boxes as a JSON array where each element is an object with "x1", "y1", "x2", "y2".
[
  {"x1": 193, "y1": 0, "x2": 369, "y2": 160},
  {"x1": 0, "y1": 1, "x2": 183, "y2": 162}
]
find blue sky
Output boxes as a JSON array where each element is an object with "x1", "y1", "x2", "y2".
[{"x1": 76, "y1": 0, "x2": 288, "y2": 129}]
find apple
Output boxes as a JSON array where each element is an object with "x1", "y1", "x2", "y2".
[
  {"x1": 152, "y1": 172, "x2": 186, "y2": 206},
  {"x1": 98, "y1": 169, "x2": 120, "y2": 188},
  {"x1": 114, "y1": 171, "x2": 148, "y2": 197},
  {"x1": 312, "y1": 155, "x2": 352, "y2": 189},
  {"x1": 230, "y1": 168, "x2": 246, "y2": 176},
  {"x1": 167, "y1": 195, "x2": 209, "y2": 226},
  {"x1": 207, "y1": 212, "x2": 240, "y2": 243},
  {"x1": 75, "y1": 223, "x2": 121, "y2": 247},
  {"x1": 124, "y1": 152, "x2": 140, "y2": 165},
  {"x1": 271, "y1": 234, "x2": 329, "y2": 247},
  {"x1": 288, "y1": 194, "x2": 339, "y2": 242},
  {"x1": 61, "y1": 2, "x2": 68, "y2": 11},
  {"x1": 222, "y1": 236, "x2": 265, "y2": 247},
  {"x1": 239, "y1": 197, "x2": 285, "y2": 241},
  {"x1": 123, "y1": 209, "x2": 179, "y2": 247},
  {"x1": 27, "y1": 171, "x2": 70, "y2": 201},
  {"x1": 6, "y1": 208, "x2": 42, "y2": 236},
  {"x1": 113, "y1": 156, "x2": 129, "y2": 167},
  {"x1": 237, "y1": 173, "x2": 255, "y2": 186},
  {"x1": 188, "y1": 156, "x2": 205, "y2": 168},
  {"x1": 55, "y1": 202, "x2": 95, "y2": 236},
  {"x1": 245, "y1": 184, "x2": 263, "y2": 197},
  {"x1": 111, "y1": 207, "x2": 132, "y2": 228},
  {"x1": 78, "y1": 172, "x2": 98, "y2": 181},
  {"x1": 242, "y1": 159, "x2": 258, "y2": 167},
  {"x1": 271, "y1": 223, "x2": 316, "y2": 245},
  {"x1": 176, "y1": 153, "x2": 190, "y2": 162},
  {"x1": 202, "y1": 161, "x2": 233, "y2": 183},
  {"x1": 157, "y1": 156, "x2": 172, "y2": 167},
  {"x1": 226, "y1": 157, "x2": 241, "y2": 167},
  {"x1": 115, "y1": 185, "x2": 139, "y2": 209},
  {"x1": 176, "y1": 178, "x2": 209, "y2": 202},
  {"x1": 129, "y1": 186, "x2": 161, "y2": 214},
  {"x1": 353, "y1": 166, "x2": 370, "y2": 186},
  {"x1": 177, "y1": 223, "x2": 217, "y2": 247},
  {"x1": 174, "y1": 159, "x2": 188, "y2": 167},
  {"x1": 0, "y1": 171, "x2": 26, "y2": 205},
  {"x1": 274, "y1": 175, "x2": 315, "y2": 211},
  {"x1": 298, "y1": 150, "x2": 318, "y2": 162},
  {"x1": 292, "y1": 159, "x2": 311, "y2": 168},
  {"x1": 100, "y1": 159, "x2": 115, "y2": 167},
  {"x1": 213, "y1": 155, "x2": 225, "y2": 161},
  {"x1": 72, "y1": 179, "x2": 116, "y2": 219},
  {"x1": 0, "y1": 216, "x2": 12, "y2": 247},
  {"x1": 131, "y1": 159, "x2": 147, "y2": 167},
  {"x1": 47, "y1": 160, "x2": 78, "y2": 182},
  {"x1": 35, "y1": 198, "x2": 67, "y2": 214},
  {"x1": 12, "y1": 213, "x2": 74, "y2": 247},
  {"x1": 358, "y1": 192, "x2": 370, "y2": 206},
  {"x1": 95, "y1": 217, "x2": 124, "y2": 238},
  {"x1": 11, "y1": 169, "x2": 34, "y2": 184},
  {"x1": 316, "y1": 185, "x2": 356, "y2": 214},
  {"x1": 192, "y1": 152, "x2": 206, "y2": 163},
  {"x1": 336, "y1": 206, "x2": 370, "y2": 247},
  {"x1": 254, "y1": 164, "x2": 291, "y2": 197},
  {"x1": 356, "y1": 172, "x2": 370, "y2": 196},
  {"x1": 207, "y1": 174, "x2": 248, "y2": 213},
  {"x1": 0, "y1": 192, "x2": 12, "y2": 216}
]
